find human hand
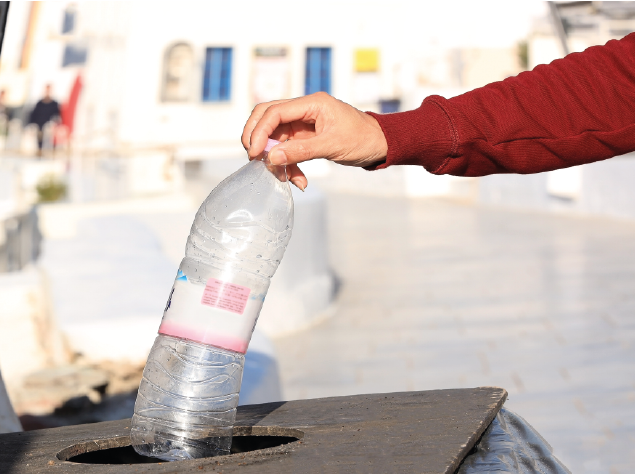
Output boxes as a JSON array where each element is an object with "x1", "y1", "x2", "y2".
[{"x1": 241, "y1": 92, "x2": 388, "y2": 190}]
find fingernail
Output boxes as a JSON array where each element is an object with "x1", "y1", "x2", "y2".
[
  {"x1": 270, "y1": 148, "x2": 287, "y2": 166},
  {"x1": 290, "y1": 178, "x2": 306, "y2": 191}
]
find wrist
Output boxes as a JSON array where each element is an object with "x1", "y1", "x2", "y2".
[
  {"x1": 365, "y1": 98, "x2": 454, "y2": 172},
  {"x1": 359, "y1": 113, "x2": 388, "y2": 168}
]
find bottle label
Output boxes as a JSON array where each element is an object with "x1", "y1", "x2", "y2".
[
  {"x1": 158, "y1": 271, "x2": 264, "y2": 354},
  {"x1": 201, "y1": 279, "x2": 250, "y2": 314}
]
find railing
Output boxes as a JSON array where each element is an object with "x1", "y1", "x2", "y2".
[{"x1": 0, "y1": 208, "x2": 41, "y2": 272}]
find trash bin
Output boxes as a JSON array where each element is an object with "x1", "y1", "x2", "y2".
[{"x1": 0, "y1": 387, "x2": 566, "y2": 474}]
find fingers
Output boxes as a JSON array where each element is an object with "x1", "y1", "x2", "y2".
[
  {"x1": 241, "y1": 99, "x2": 290, "y2": 152},
  {"x1": 287, "y1": 163, "x2": 307, "y2": 191},
  {"x1": 268, "y1": 134, "x2": 331, "y2": 166},
  {"x1": 248, "y1": 95, "x2": 323, "y2": 159}
]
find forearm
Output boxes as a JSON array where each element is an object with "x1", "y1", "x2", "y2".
[{"x1": 368, "y1": 33, "x2": 635, "y2": 177}]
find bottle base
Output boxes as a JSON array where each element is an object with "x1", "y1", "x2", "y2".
[
  {"x1": 131, "y1": 416, "x2": 231, "y2": 461},
  {"x1": 132, "y1": 440, "x2": 231, "y2": 462},
  {"x1": 132, "y1": 443, "x2": 231, "y2": 462},
  {"x1": 130, "y1": 335, "x2": 243, "y2": 462}
]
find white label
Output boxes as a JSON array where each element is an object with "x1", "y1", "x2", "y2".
[{"x1": 159, "y1": 271, "x2": 263, "y2": 354}]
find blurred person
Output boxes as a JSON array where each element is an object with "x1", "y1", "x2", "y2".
[
  {"x1": 243, "y1": 34, "x2": 635, "y2": 191},
  {"x1": 28, "y1": 84, "x2": 61, "y2": 157},
  {"x1": 0, "y1": 90, "x2": 7, "y2": 119},
  {"x1": 0, "y1": 90, "x2": 8, "y2": 137}
]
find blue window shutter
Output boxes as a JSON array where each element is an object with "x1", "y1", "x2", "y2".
[
  {"x1": 210, "y1": 48, "x2": 223, "y2": 101},
  {"x1": 62, "y1": 8, "x2": 75, "y2": 34},
  {"x1": 202, "y1": 48, "x2": 212, "y2": 100},
  {"x1": 203, "y1": 47, "x2": 232, "y2": 102},
  {"x1": 305, "y1": 47, "x2": 331, "y2": 95},
  {"x1": 220, "y1": 48, "x2": 232, "y2": 101},
  {"x1": 321, "y1": 48, "x2": 331, "y2": 95},
  {"x1": 305, "y1": 48, "x2": 317, "y2": 95}
]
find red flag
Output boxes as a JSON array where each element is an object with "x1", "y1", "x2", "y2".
[{"x1": 60, "y1": 74, "x2": 82, "y2": 136}]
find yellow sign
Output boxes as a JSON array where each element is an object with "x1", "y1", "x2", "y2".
[{"x1": 354, "y1": 49, "x2": 379, "y2": 72}]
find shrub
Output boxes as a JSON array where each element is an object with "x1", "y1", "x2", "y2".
[{"x1": 36, "y1": 174, "x2": 66, "y2": 203}]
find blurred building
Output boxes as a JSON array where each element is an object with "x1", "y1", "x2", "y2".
[
  {"x1": 479, "y1": 1, "x2": 635, "y2": 219},
  {"x1": 530, "y1": 1, "x2": 635, "y2": 67},
  {"x1": 8, "y1": 1, "x2": 635, "y2": 219},
  {"x1": 0, "y1": 2, "x2": 523, "y2": 163}
]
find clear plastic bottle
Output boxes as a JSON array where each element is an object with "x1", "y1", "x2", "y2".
[{"x1": 130, "y1": 140, "x2": 293, "y2": 461}]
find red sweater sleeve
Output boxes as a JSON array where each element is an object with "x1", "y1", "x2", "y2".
[{"x1": 367, "y1": 33, "x2": 635, "y2": 177}]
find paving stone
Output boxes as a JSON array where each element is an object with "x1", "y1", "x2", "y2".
[{"x1": 272, "y1": 194, "x2": 635, "y2": 473}]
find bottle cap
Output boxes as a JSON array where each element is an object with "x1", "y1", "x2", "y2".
[{"x1": 264, "y1": 138, "x2": 280, "y2": 153}]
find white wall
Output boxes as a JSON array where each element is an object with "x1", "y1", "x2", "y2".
[
  {"x1": 478, "y1": 153, "x2": 635, "y2": 220},
  {"x1": 0, "y1": 269, "x2": 70, "y2": 397},
  {"x1": 61, "y1": 1, "x2": 543, "y2": 154},
  {"x1": 578, "y1": 155, "x2": 635, "y2": 220}
]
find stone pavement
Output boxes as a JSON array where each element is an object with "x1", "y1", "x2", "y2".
[{"x1": 272, "y1": 193, "x2": 635, "y2": 474}]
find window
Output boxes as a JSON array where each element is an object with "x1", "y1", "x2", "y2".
[
  {"x1": 252, "y1": 47, "x2": 289, "y2": 104},
  {"x1": 305, "y1": 47, "x2": 331, "y2": 95},
  {"x1": 162, "y1": 43, "x2": 194, "y2": 102},
  {"x1": 202, "y1": 47, "x2": 232, "y2": 102},
  {"x1": 380, "y1": 99, "x2": 400, "y2": 114},
  {"x1": 62, "y1": 42, "x2": 87, "y2": 67},
  {"x1": 62, "y1": 5, "x2": 76, "y2": 34},
  {"x1": 354, "y1": 48, "x2": 379, "y2": 73}
]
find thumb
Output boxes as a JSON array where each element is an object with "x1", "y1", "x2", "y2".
[{"x1": 269, "y1": 136, "x2": 331, "y2": 166}]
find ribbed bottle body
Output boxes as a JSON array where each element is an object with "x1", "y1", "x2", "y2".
[
  {"x1": 131, "y1": 335, "x2": 244, "y2": 460},
  {"x1": 131, "y1": 158, "x2": 293, "y2": 461}
]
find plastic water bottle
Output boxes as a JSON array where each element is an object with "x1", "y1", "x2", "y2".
[{"x1": 130, "y1": 140, "x2": 293, "y2": 461}]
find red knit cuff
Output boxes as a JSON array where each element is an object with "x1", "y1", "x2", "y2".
[{"x1": 364, "y1": 97, "x2": 455, "y2": 173}]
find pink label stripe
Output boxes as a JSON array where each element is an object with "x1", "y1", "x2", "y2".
[
  {"x1": 201, "y1": 278, "x2": 250, "y2": 315},
  {"x1": 159, "y1": 322, "x2": 249, "y2": 354}
]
